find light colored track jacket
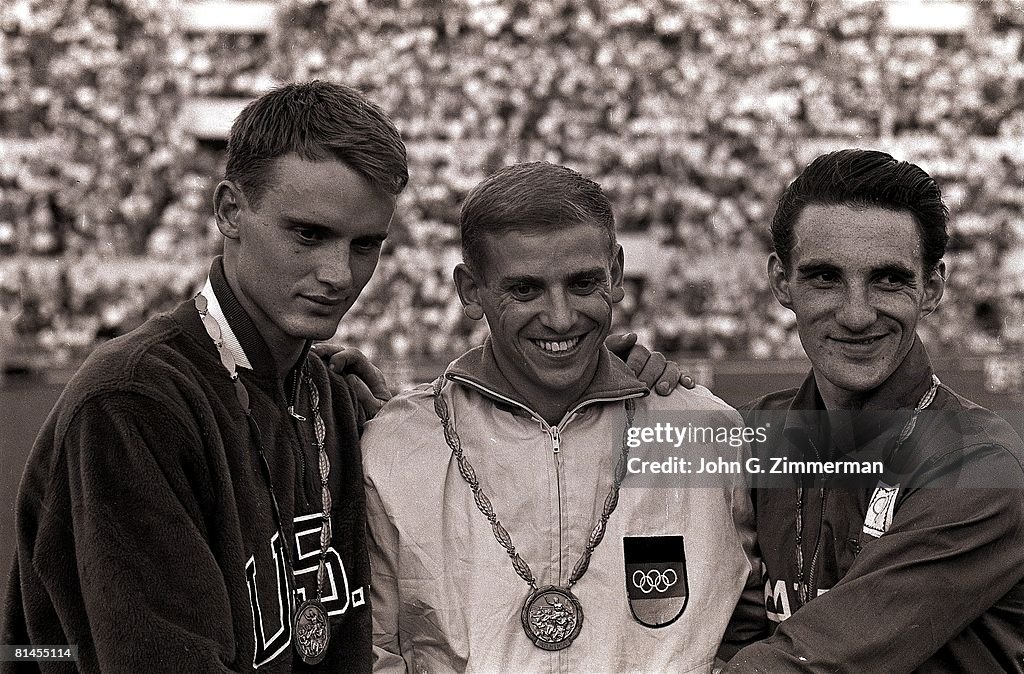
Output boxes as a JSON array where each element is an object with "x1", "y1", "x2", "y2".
[{"x1": 363, "y1": 343, "x2": 760, "y2": 673}]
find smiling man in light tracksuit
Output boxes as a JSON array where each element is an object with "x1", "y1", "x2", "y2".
[{"x1": 361, "y1": 162, "x2": 763, "y2": 673}]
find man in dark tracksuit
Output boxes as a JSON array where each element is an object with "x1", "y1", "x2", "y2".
[
  {"x1": 4, "y1": 258, "x2": 376, "y2": 673},
  {"x1": 2, "y1": 81, "x2": 408, "y2": 672},
  {"x1": 725, "y1": 150, "x2": 1024, "y2": 672}
]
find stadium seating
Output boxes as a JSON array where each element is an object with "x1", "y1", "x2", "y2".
[{"x1": 1, "y1": 0, "x2": 1022, "y2": 367}]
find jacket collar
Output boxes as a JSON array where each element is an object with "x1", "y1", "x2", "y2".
[
  {"x1": 200, "y1": 276, "x2": 251, "y2": 370},
  {"x1": 444, "y1": 338, "x2": 649, "y2": 425},
  {"x1": 205, "y1": 256, "x2": 311, "y2": 389},
  {"x1": 783, "y1": 336, "x2": 935, "y2": 455}
]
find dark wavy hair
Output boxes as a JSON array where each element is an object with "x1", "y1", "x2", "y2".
[
  {"x1": 460, "y1": 162, "x2": 615, "y2": 272},
  {"x1": 225, "y1": 80, "x2": 408, "y2": 206},
  {"x1": 771, "y1": 149, "x2": 949, "y2": 274}
]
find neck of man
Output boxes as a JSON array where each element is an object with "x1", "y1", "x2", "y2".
[
  {"x1": 506, "y1": 363, "x2": 599, "y2": 427},
  {"x1": 812, "y1": 342, "x2": 924, "y2": 412},
  {"x1": 813, "y1": 371, "x2": 876, "y2": 411},
  {"x1": 815, "y1": 381, "x2": 865, "y2": 411},
  {"x1": 221, "y1": 264, "x2": 306, "y2": 379}
]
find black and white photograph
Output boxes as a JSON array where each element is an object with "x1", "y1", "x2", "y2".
[{"x1": 1, "y1": 0, "x2": 1023, "y2": 671}]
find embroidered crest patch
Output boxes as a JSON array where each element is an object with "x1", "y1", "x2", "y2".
[
  {"x1": 623, "y1": 535, "x2": 688, "y2": 628},
  {"x1": 863, "y1": 481, "x2": 900, "y2": 538}
]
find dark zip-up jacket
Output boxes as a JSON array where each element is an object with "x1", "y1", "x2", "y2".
[
  {"x1": 726, "y1": 338, "x2": 1024, "y2": 673},
  {"x1": 2, "y1": 259, "x2": 371, "y2": 672}
]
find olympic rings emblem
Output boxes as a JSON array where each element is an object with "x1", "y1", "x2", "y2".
[{"x1": 631, "y1": 568, "x2": 678, "y2": 594}]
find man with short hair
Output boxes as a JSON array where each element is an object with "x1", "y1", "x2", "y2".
[
  {"x1": 724, "y1": 149, "x2": 1024, "y2": 672},
  {"x1": 362, "y1": 162, "x2": 761, "y2": 672},
  {"x1": 2, "y1": 80, "x2": 406, "y2": 672}
]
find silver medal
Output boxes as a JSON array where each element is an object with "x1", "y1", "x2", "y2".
[{"x1": 294, "y1": 599, "x2": 330, "y2": 665}]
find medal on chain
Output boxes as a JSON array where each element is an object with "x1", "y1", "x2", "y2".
[
  {"x1": 793, "y1": 375, "x2": 940, "y2": 604},
  {"x1": 196, "y1": 292, "x2": 334, "y2": 665},
  {"x1": 433, "y1": 378, "x2": 636, "y2": 650},
  {"x1": 292, "y1": 377, "x2": 333, "y2": 665}
]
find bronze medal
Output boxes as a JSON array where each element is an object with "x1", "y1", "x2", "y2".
[
  {"x1": 294, "y1": 599, "x2": 330, "y2": 665},
  {"x1": 521, "y1": 586, "x2": 584, "y2": 651}
]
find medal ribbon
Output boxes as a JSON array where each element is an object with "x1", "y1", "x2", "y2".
[
  {"x1": 195, "y1": 292, "x2": 333, "y2": 664},
  {"x1": 794, "y1": 374, "x2": 941, "y2": 604},
  {"x1": 305, "y1": 378, "x2": 332, "y2": 602}
]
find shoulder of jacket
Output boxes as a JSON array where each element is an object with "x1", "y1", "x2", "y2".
[
  {"x1": 639, "y1": 384, "x2": 743, "y2": 425},
  {"x1": 738, "y1": 387, "x2": 800, "y2": 412},
  {"x1": 362, "y1": 382, "x2": 439, "y2": 449},
  {"x1": 51, "y1": 314, "x2": 206, "y2": 444},
  {"x1": 919, "y1": 384, "x2": 1024, "y2": 479}
]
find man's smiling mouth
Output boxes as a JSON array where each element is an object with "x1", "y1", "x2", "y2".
[
  {"x1": 832, "y1": 335, "x2": 886, "y2": 346},
  {"x1": 530, "y1": 336, "x2": 582, "y2": 353}
]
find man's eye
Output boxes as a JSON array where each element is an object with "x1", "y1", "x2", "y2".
[
  {"x1": 352, "y1": 239, "x2": 383, "y2": 255},
  {"x1": 509, "y1": 284, "x2": 539, "y2": 300},
  {"x1": 808, "y1": 271, "x2": 838, "y2": 286},
  {"x1": 570, "y1": 279, "x2": 599, "y2": 294},
  {"x1": 294, "y1": 227, "x2": 323, "y2": 243},
  {"x1": 876, "y1": 274, "x2": 908, "y2": 290}
]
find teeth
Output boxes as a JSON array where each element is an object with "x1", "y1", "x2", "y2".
[
  {"x1": 534, "y1": 337, "x2": 581, "y2": 353},
  {"x1": 840, "y1": 336, "x2": 881, "y2": 345}
]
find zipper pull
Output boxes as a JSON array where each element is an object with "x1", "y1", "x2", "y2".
[
  {"x1": 551, "y1": 426, "x2": 561, "y2": 454},
  {"x1": 288, "y1": 405, "x2": 306, "y2": 421}
]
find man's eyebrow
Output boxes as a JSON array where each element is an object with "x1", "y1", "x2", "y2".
[
  {"x1": 499, "y1": 274, "x2": 544, "y2": 288},
  {"x1": 353, "y1": 232, "x2": 389, "y2": 243},
  {"x1": 874, "y1": 263, "x2": 917, "y2": 279},
  {"x1": 568, "y1": 268, "x2": 608, "y2": 281},
  {"x1": 281, "y1": 215, "x2": 327, "y2": 229},
  {"x1": 795, "y1": 261, "x2": 840, "y2": 275},
  {"x1": 796, "y1": 260, "x2": 919, "y2": 279},
  {"x1": 281, "y1": 216, "x2": 389, "y2": 242}
]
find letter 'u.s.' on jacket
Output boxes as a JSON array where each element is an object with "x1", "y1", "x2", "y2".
[{"x1": 362, "y1": 343, "x2": 761, "y2": 673}]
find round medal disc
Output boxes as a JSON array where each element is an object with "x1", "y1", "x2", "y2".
[
  {"x1": 294, "y1": 599, "x2": 330, "y2": 665},
  {"x1": 521, "y1": 586, "x2": 583, "y2": 650}
]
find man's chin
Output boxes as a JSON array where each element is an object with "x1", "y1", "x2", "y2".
[
  {"x1": 823, "y1": 366, "x2": 893, "y2": 398},
  {"x1": 289, "y1": 317, "x2": 345, "y2": 343},
  {"x1": 522, "y1": 352, "x2": 601, "y2": 393}
]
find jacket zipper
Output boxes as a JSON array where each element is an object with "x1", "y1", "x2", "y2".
[
  {"x1": 805, "y1": 437, "x2": 825, "y2": 602},
  {"x1": 447, "y1": 374, "x2": 645, "y2": 591},
  {"x1": 550, "y1": 425, "x2": 563, "y2": 583},
  {"x1": 808, "y1": 489, "x2": 827, "y2": 599}
]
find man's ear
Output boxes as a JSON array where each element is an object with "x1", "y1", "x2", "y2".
[
  {"x1": 921, "y1": 260, "x2": 946, "y2": 316},
  {"x1": 610, "y1": 244, "x2": 625, "y2": 303},
  {"x1": 454, "y1": 263, "x2": 484, "y2": 321},
  {"x1": 767, "y1": 253, "x2": 794, "y2": 310},
  {"x1": 213, "y1": 180, "x2": 247, "y2": 240}
]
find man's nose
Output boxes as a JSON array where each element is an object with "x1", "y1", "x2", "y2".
[
  {"x1": 540, "y1": 290, "x2": 578, "y2": 333},
  {"x1": 834, "y1": 285, "x2": 877, "y2": 332},
  {"x1": 316, "y1": 243, "x2": 354, "y2": 291}
]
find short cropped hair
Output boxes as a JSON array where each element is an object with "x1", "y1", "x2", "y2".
[
  {"x1": 225, "y1": 80, "x2": 408, "y2": 206},
  {"x1": 460, "y1": 162, "x2": 615, "y2": 273},
  {"x1": 771, "y1": 149, "x2": 949, "y2": 274}
]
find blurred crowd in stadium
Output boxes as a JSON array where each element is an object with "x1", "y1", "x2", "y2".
[{"x1": 1, "y1": 0, "x2": 1023, "y2": 369}]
